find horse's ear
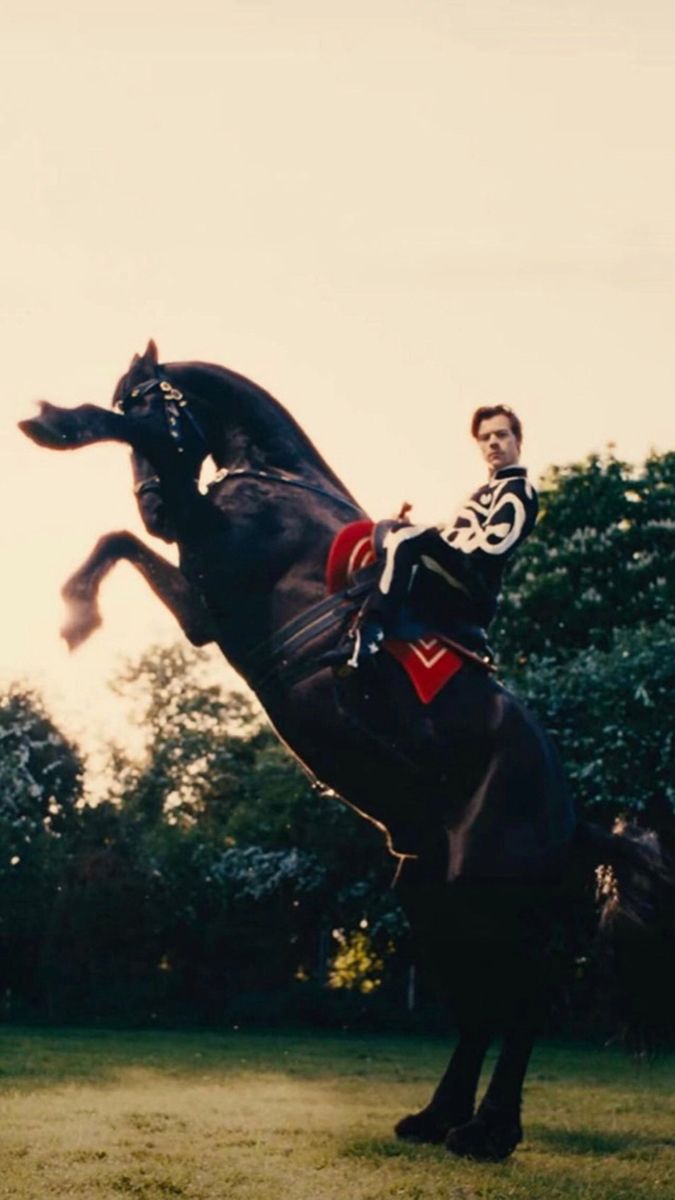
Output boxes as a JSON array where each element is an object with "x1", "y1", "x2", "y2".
[{"x1": 143, "y1": 339, "x2": 159, "y2": 365}]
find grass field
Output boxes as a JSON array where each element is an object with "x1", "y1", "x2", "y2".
[{"x1": 0, "y1": 1027, "x2": 673, "y2": 1200}]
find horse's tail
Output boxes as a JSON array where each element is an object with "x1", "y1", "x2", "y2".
[{"x1": 575, "y1": 819, "x2": 675, "y2": 1049}]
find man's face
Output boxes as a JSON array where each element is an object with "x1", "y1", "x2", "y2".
[{"x1": 475, "y1": 414, "x2": 521, "y2": 476}]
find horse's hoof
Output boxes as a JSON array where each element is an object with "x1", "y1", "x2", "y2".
[
  {"x1": 60, "y1": 606, "x2": 102, "y2": 651},
  {"x1": 395, "y1": 1106, "x2": 469, "y2": 1145},
  {"x1": 445, "y1": 1112, "x2": 522, "y2": 1162}
]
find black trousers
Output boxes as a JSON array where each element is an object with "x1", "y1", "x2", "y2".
[{"x1": 364, "y1": 525, "x2": 495, "y2": 630}]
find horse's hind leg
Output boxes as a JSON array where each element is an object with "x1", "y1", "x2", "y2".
[
  {"x1": 395, "y1": 1023, "x2": 491, "y2": 1144},
  {"x1": 61, "y1": 531, "x2": 217, "y2": 650},
  {"x1": 445, "y1": 1021, "x2": 534, "y2": 1161},
  {"x1": 443, "y1": 907, "x2": 545, "y2": 1161}
]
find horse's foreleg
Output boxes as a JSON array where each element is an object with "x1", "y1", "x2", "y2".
[
  {"x1": 61, "y1": 531, "x2": 218, "y2": 650},
  {"x1": 395, "y1": 1024, "x2": 491, "y2": 1144}
]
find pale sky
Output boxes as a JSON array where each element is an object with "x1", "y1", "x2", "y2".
[{"x1": 1, "y1": 0, "x2": 673, "y2": 758}]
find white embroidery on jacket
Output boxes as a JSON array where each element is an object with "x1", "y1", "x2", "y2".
[{"x1": 439, "y1": 476, "x2": 531, "y2": 558}]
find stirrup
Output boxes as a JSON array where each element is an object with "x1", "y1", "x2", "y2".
[
  {"x1": 344, "y1": 617, "x2": 385, "y2": 670},
  {"x1": 319, "y1": 617, "x2": 385, "y2": 674}
]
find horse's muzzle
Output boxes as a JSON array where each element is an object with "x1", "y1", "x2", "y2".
[
  {"x1": 19, "y1": 401, "x2": 128, "y2": 449},
  {"x1": 19, "y1": 405, "x2": 74, "y2": 449}
]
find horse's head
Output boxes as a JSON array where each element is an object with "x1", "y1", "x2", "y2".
[
  {"x1": 19, "y1": 338, "x2": 208, "y2": 475},
  {"x1": 19, "y1": 339, "x2": 214, "y2": 545},
  {"x1": 21, "y1": 339, "x2": 361, "y2": 545},
  {"x1": 112, "y1": 340, "x2": 210, "y2": 478},
  {"x1": 111, "y1": 341, "x2": 214, "y2": 543}
]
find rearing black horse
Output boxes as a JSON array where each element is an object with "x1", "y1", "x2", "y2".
[{"x1": 19, "y1": 341, "x2": 670, "y2": 1161}]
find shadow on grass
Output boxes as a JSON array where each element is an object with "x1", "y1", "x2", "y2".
[
  {"x1": 340, "y1": 1135, "x2": 436, "y2": 1161},
  {"x1": 530, "y1": 1125, "x2": 672, "y2": 1158}
]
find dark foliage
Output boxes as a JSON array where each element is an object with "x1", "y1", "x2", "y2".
[{"x1": 494, "y1": 450, "x2": 675, "y2": 661}]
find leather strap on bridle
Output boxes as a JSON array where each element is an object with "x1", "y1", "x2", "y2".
[{"x1": 115, "y1": 371, "x2": 210, "y2": 458}]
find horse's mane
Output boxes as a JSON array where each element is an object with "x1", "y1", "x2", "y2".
[{"x1": 166, "y1": 360, "x2": 360, "y2": 506}]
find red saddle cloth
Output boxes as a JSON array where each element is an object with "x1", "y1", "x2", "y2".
[{"x1": 325, "y1": 520, "x2": 463, "y2": 705}]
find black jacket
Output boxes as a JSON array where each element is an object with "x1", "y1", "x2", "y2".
[{"x1": 440, "y1": 465, "x2": 538, "y2": 591}]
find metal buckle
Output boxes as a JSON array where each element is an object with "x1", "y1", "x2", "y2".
[{"x1": 159, "y1": 381, "x2": 184, "y2": 403}]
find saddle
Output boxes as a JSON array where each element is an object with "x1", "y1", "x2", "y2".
[
  {"x1": 325, "y1": 520, "x2": 494, "y2": 704},
  {"x1": 242, "y1": 521, "x2": 494, "y2": 701}
]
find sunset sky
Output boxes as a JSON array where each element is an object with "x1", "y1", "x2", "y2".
[{"x1": 2, "y1": 0, "x2": 673, "y2": 757}]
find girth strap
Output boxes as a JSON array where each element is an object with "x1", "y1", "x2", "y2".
[{"x1": 242, "y1": 565, "x2": 379, "y2": 692}]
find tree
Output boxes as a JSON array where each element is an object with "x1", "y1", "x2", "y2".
[
  {"x1": 494, "y1": 450, "x2": 675, "y2": 663},
  {"x1": 492, "y1": 449, "x2": 675, "y2": 837},
  {"x1": 0, "y1": 685, "x2": 85, "y2": 1012},
  {"x1": 107, "y1": 643, "x2": 260, "y2": 828},
  {"x1": 107, "y1": 644, "x2": 388, "y2": 876},
  {"x1": 0, "y1": 684, "x2": 84, "y2": 843},
  {"x1": 102, "y1": 644, "x2": 400, "y2": 1009},
  {"x1": 508, "y1": 622, "x2": 675, "y2": 836}
]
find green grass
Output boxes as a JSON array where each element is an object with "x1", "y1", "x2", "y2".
[{"x1": 0, "y1": 1028, "x2": 673, "y2": 1199}]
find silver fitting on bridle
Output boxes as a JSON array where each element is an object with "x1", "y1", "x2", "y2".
[
  {"x1": 116, "y1": 372, "x2": 208, "y2": 458},
  {"x1": 161, "y1": 383, "x2": 188, "y2": 453},
  {"x1": 159, "y1": 380, "x2": 186, "y2": 405}
]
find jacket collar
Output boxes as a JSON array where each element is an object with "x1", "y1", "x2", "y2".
[{"x1": 492, "y1": 465, "x2": 528, "y2": 480}]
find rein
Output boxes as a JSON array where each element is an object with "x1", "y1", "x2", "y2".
[
  {"x1": 134, "y1": 459, "x2": 362, "y2": 516},
  {"x1": 209, "y1": 467, "x2": 363, "y2": 516}
]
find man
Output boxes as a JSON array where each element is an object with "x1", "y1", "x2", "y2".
[{"x1": 334, "y1": 404, "x2": 538, "y2": 669}]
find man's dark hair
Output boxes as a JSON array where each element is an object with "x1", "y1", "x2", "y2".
[{"x1": 471, "y1": 405, "x2": 523, "y2": 443}]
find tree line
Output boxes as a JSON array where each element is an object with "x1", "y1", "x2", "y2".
[{"x1": 1, "y1": 449, "x2": 673, "y2": 1028}]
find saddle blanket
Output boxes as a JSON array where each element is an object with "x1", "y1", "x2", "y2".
[{"x1": 325, "y1": 520, "x2": 463, "y2": 704}]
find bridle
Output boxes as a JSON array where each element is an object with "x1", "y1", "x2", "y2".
[
  {"x1": 115, "y1": 370, "x2": 211, "y2": 501},
  {"x1": 114, "y1": 371, "x2": 209, "y2": 458}
]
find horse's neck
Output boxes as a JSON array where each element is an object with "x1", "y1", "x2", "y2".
[
  {"x1": 164, "y1": 361, "x2": 364, "y2": 668},
  {"x1": 144, "y1": 445, "x2": 347, "y2": 623},
  {"x1": 171, "y1": 361, "x2": 359, "y2": 503}
]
